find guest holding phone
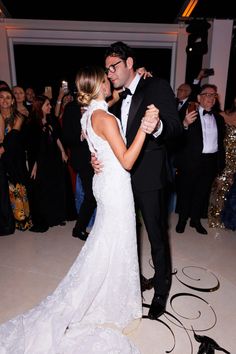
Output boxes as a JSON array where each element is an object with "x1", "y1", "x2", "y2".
[{"x1": 175, "y1": 84, "x2": 225, "y2": 234}]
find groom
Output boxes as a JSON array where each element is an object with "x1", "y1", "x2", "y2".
[{"x1": 94, "y1": 41, "x2": 182, "y2": 319}]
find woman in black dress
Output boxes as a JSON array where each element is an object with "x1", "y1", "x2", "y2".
[
  {"x1": 0, "y1": 87, "x2": 32, "y2": 232},
  {"x1": 27, "y1": 95, "x2": 68, "y2": 232}
]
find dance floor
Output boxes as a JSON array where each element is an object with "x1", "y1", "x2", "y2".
[{"x1": 0, "y1": 213, "x2": 235, "y2": 353}]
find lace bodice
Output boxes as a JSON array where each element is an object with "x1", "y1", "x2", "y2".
[{"x1": 81, "y1": 99, "x2": 126, "y2": 171}]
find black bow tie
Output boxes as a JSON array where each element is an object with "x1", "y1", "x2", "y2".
[
  {"x1": 119, "y1": 88, "x2": 132, "y2": 100},
  {"x1": 178, "y1": 100, "x2": 183, "y2": 105},
  {"x1": 203, "y1": 109, "x2": 213, "y2": 115}
]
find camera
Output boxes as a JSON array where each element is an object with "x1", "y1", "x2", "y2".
[{"x1": 204, "y1": 68, "x2": 214, "y2": 77}]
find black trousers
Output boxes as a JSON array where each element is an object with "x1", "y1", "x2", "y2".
[
  {"x1": 176, "y1": 153, "x2": 218, "y2": 221},
  {"x1": 134, "y1": 187, "x2": 172, "y2": 296}
]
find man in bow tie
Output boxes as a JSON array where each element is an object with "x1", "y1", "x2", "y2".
[
  {"x1": 119, "y1": 87, "x2": 132, "y2": 100},
  {"x1": 174, "y1": 84, "x2": 225, "y2": 235},
  {"x1": 92, "y1": 41, "x2": 182, "y2": 320},
  {"x1": 176, "y1": 83, "x2": 192, "y2": 115}
]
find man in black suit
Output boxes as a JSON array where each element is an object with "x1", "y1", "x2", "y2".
[
  {"x1": 175, "y1": 84, "x2": 225, "y2": 235},
  {"x1": 62, "y1": 99, "x2": 96, "y2": 241},
  {"x1": 168, "y1": 71, "x2": 213, "y2": 213},
  {"x1": 168, "y1": 83, "x2": 193, "y2": 196},
  {"x1": 176, "y1": 68, "x2": 210, "y2": 122},
  {"x1": 102, "y1": 41, "x2": 182, "y2": 319},
  {"x1": 176, "y1": 83, "x2": 192, "y2": 119}
]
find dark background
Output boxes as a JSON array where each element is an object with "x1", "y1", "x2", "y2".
[
  {"x1": 2, "y1": 0, "x2": 236, "y2": 24},
  {"x1": 2, "y1": 0, "x2": 236, "y2": 109},
  {"x1": 14, "y1": 45, "x2": 172, "y2": 99}
]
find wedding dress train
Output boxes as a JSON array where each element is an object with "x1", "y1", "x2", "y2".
[{"x1": 0, "y1": 99, "x2": 142, "y2": 353}]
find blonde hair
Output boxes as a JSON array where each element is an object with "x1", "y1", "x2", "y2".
[{"x1": 76, "y1": 66, "x2": 105, "y2": 106}]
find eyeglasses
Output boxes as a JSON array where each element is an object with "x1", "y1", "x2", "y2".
[
  {"x1": 105, "y1": 60, "x2": 122, "y2": 75},
  {"x1": 200, "y1": 93, "x2": 218, "y2": 98}
]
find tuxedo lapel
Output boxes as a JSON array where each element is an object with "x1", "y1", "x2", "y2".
[
  {"x1": 109, "y1": 99, "x2": 122, "y2": 121},
  {"x1": 126, "y1": 80, "x2": 145, "y2": 135}
]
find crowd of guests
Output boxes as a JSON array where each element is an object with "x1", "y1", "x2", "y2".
[
  {"x1": 1, "y1": 69, "x2": 236, "y2": 238},
  {"x1": 0, "y1": 80, "x2": 77, "y2": 236}
]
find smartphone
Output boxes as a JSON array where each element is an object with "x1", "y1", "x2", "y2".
[
  {"x1": 44, "y1": 86, "x2": 52, "y2": 99},
  {"x1": 188, "y1": 101, "x2": 197, "y2": 113},
  {"x1": 61, "y1": 80, "x2": 68, "y2": 93},
  {"x1": 204, "y1": 68, "x2": 214, "y2": 76}
]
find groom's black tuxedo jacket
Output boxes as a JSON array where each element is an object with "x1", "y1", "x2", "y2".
[{"x1": 110, "y1": 77, "x2": 182, "y2": 192}]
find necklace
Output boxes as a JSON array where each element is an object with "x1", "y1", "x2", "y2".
[{"x1": 0, "y1": 112, "x2": 15, "y2": 132}]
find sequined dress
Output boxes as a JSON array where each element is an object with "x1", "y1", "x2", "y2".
[
  {"x1": 208, "y1": 123, "x2": 236, "y2": 228},
  {"x1": 0, "y1": 100, "x2": 142, "y2": 353}
]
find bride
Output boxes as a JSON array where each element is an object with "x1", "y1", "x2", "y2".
[{"x1": 0, "y1": 66, "x2": 159, "y2": 353}]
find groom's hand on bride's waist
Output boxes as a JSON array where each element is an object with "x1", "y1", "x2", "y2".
[{"x1": 91, "y1": 153, "x2": 103, "y2": 174}]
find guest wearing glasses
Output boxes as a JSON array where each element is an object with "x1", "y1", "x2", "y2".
[
  {"x1": 174, "y1": 84, "x2": 225, "y2": 235},
  {"x1": 169, "y1": 70, "x2": 209, "y2": 212}
]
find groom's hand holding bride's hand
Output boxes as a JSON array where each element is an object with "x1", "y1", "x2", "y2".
[
  {"x1": 141, "y1": 104, "x2": 160, "y2": 134},
  {"x1": 91, "y1": 103, "x2": 160, "y2": 173}
]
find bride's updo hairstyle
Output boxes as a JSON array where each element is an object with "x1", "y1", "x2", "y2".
[{"x1": 76, "y1": 65, "x2": 105, "y2": 106}]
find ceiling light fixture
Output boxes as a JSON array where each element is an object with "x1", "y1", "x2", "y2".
[{"x1": 182, "y1": 0, "x2": 199, "y2": 18}]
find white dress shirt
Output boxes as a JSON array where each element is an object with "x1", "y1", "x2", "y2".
[
  {"x1": 121, "y1": 73, "x2": 162, "y2": 137},
  {"x1": 199, "y1": 106, "x2": 218, "y2": 153}
]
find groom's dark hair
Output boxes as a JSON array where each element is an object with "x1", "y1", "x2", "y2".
[{"x1": 105, "y1": 41, "x2": 137, "y2": 68}]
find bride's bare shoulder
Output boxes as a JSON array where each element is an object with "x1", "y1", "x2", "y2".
[
  {"x1": 93, "y1": 109, "x2": 116, "y2": 124},
  {"x1": 91, "y1": 110, "x2": 118, "y2": 138}
]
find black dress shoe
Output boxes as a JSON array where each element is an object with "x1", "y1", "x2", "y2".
[
  {"x1": 72, "y1": 228, "x2": 89, "y2": 241},
  {"x1": 148, "y1": 294, "x2": 168, "y2": 320},
  {"x1": 190, "y1": 220, "x2": 208, "y2": 235},
  {"x1": 141, "y1": 274, "x2": 154, "y2": 292},
  {"x1": 175, "y1": 220, "x2": 186, "y2": 233}
]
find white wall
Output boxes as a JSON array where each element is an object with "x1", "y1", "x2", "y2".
[{"x1": 208, "y1": 20, "x2": 233, "y2": 108}]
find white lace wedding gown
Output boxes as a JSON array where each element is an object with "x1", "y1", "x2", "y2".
[{"x1": 0, "y1": 100, "x2": 142, "y2": 354}]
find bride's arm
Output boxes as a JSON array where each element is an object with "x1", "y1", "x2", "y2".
[
  {"x1": 91, "y1": 104, "x2": 159, "y2": 171},
  {"x1": 92, "y1": 111, "x2": 146, "y2": 171}
]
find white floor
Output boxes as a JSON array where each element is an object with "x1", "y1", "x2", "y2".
[{"x1": 0, "y1": 213, "x2": 235, "y2": 354}]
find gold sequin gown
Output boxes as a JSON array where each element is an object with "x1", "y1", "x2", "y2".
[{"x1": 208, "y1": 123, "x2": 236, "y2": 228}]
